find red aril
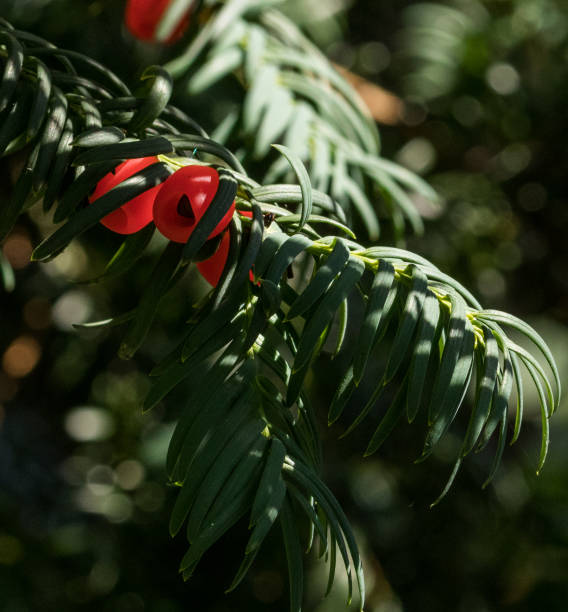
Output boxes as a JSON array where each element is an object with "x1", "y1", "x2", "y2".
[
  {"x1": 124, "y1": 0, "x2": 192, "y2": 44},
  {"x1": 89, "y1": 156, "x2": 161, "y2": 234},
  {"x1": 152, "y1": 165, "x2": 235, "y2": 244}
]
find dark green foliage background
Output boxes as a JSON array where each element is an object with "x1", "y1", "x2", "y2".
[{"x1": 0, "y1": 1, "x2": 567, "y2": 611}]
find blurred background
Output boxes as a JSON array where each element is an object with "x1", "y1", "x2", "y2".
[{"x1": 0, "y1": 1, "x2": 567, "y2": 610}]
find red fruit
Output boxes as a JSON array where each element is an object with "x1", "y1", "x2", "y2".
[
  {"x1": 152, "y1": 165, "x2": 235, "y2": 244},
  {"x1": 196, "y1": 211, "x2": 255, "y2": 287},
  {"x1": 89, "y1": 156, "x2": 161, "y2": 234},
  {"x1": 124, "y1": 0, "x2": 192, "y2": 44},
  {"x1": 197, "y1": 231, "x2": 230, "y2": 287}
]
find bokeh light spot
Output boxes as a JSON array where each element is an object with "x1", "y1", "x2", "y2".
[
  {"x1": 486, "y1": 62, "x2": 520, "y2": 95},
  {"x1": 2, "y1": 231, "x2": 33, "y2": 270},
  {"x1": 102, "y1": 493, "x2": 133, "y2": 523},
  {"x1": 396, "y1": 138, "x2": 436, "y2": 174},
  {"x1": 86, "y1": 465, "x2": 115, "y2": 496},
  {"x1": 45, "y1": 243, "x2": 88, "y2": 280},
  {"x1": 52, "y1": 290, "x2": 94, "y2": 331},
  {"x1": 89, "y1": 560, "x2": 119, "y2": 594},
  {"x1": 452, "y1": 96, "x2": 483, "y2": 127},
  {"x1": 351, "y1": 462, "x2": 394, "y2": 511},
  {"x1": 358, "y1": 41, "x2": 391, "y2": 74},
  {"x1": 499, "y1": 143, "x2": 531, "y2": 175},
  {"x1": 64, "y1": 406, "x2": 115, "y2": 442},
  {"x1": 2, "y1": 335, "x2": 42, "y2": 378},
  {"x1": 116, "y1": 459, "x2": 145, "y2": 491},
  {"x1": 477, "y1": 267, "x2": 506, "y2": 300}
]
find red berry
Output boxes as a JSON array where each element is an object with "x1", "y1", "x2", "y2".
[
  {"x1": 89, "y1": 157, "x2": 161, "y2": 234},
  {"x1": 197, "y1": 230, "x2": 230, "y2": 287},
  {"x1": 124, "y1": 0, "x2": 192, "y2": 44},
  {"x1": 152, "y1": 166, "x2": 235, "y2": 244},
  {"x1": 196, "y1": 211, "x2": 256, "y2": 287}
]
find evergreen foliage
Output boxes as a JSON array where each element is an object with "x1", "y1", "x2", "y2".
[{"x1": 0, "y1": 10, "x2": 561, "y2": 611}]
